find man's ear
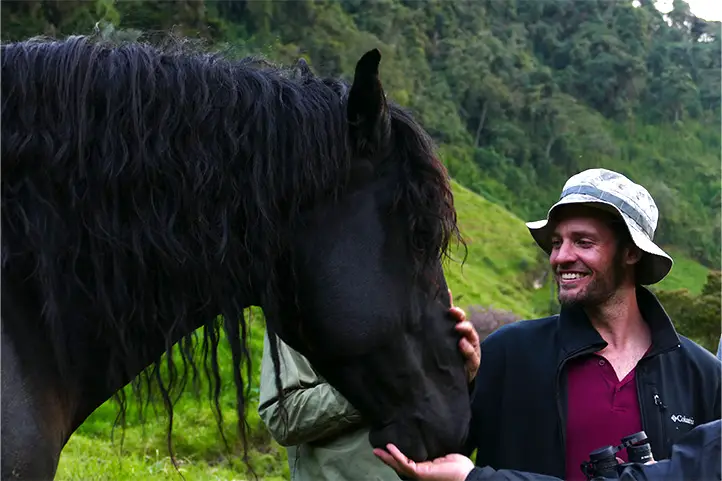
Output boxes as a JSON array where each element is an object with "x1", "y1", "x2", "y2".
[{"x1": 626, "y1": 244, "x2": 644, "y2": 266}]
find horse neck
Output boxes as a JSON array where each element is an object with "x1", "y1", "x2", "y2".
[{"x1": 6, "y1": 261, "x2": 254, "y2": 437}]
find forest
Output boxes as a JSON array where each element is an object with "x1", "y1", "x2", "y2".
[{"x1": 3, "y1": 0, "x2": 720, "y2": 269}]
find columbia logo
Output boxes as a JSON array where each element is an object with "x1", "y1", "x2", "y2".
[{"x1": 670, "y1": 414, "x2": 694, "y2": 425}]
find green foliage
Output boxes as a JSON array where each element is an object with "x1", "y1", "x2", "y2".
[
  {"x1": 0, "y1": 0, "x2": 120, "y2": 41},
  {"x1": 654, "y1": 271, "x2": 722, "y2": 353},
  {"x1": 1, "y1": 0, "x2": 718, "y2": 266}
]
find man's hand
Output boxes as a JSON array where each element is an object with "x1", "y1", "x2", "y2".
[
  {"x1": 374, "y1": 443, "x2": 474, "y2": 481},
  {"x1": 449, "y1": 290, "x2": 480, "y2": 383}
]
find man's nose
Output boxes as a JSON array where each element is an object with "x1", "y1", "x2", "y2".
[{"x1": 551, "y1": 240, "x2": 575, "y2": 265}]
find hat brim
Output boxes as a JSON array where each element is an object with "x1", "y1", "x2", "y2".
[{"x1": 526, "y1": 197, "x2": 673, "y2": 285}]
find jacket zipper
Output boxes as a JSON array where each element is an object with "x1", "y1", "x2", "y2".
[
  {"x1": 635, "y1": 369, "x2": 647, "y2": 434},
  {"x1": 637, "y1": 345, "x2": 677, "y2": 459},
  {"x1": 652, "y1": 388, "x2": 668, "y2": 455}
]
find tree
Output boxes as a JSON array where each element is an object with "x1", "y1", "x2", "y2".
[
  {"x1": 654, "y1": 271, "x2": 722, "y2": 354},
  {"x1": 1, "y1": 0, "x2": 717, "y2": 271}
]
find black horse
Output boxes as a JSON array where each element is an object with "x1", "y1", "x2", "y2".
[{"x1": 1, "y1": 34, "x2": 470, "y2": 480}]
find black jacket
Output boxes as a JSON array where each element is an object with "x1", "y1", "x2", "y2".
[
  {"x1": 464, "y1": 286, "x2": 721, "y2": 479},
  {"x1": 464, "y1": 419, "x2": 721, "y2": 481}
]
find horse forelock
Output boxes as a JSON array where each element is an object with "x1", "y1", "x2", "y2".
[{"x1": 0, "y1": 33, "x2": 461, "y2": 462}]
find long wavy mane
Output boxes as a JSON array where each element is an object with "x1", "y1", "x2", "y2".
[{"x1": 1, "y1": 33, "x2": 460, "y2": 467}]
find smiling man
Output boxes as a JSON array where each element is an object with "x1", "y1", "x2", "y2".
[{"x1": 457, "y1": 168, "x2": 721, "y2": 481}]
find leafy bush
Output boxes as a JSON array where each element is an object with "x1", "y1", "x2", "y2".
[{"x1": 654, "y1": 270, "x2": 721, "y2": 353}]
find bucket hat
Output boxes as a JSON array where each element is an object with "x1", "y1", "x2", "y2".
[{"x1": 525, "y1": 168, "x2": 673, "y2": 285}]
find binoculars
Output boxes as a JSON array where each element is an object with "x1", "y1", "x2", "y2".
[{"x1": 580, "y1": 431, "x2": 654, "y2": 480}]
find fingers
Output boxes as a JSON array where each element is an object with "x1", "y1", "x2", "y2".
[
  {"x1": 459, "y1": 338, "x2": 475, "y2": 358},
  {"x1": 456, "y1": 321, "x2": 480, "y2": 352},
  {"x1": 460, "y1": 342, "x2": 480, "y2": 381},
  {"x1": 449, "y1": 306, "x2": 466, "y2": 323},
  {"x1": 447, "y1": 298, "x2": 482, "y2": 382},
  {"x1": 387, "y1": 443, "x2": 414, "y2": 464},
  {"x1": 454, "y1": 318, "x2": 480, "y2": 382},
  {"x1": 373, "y1": 444, "x2": 418, "y2": 478},
  {"x1": 373, "y1": 448, "x2": 402, "y2": 471},
  {"x1": 454, "y1": 320, "x2": 474, "y2": 337}
]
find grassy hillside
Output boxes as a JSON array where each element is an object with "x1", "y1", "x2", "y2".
[
  {"x1": 444, "y1": 180, "x2": 550, "y2": 318},
  {"x1": 655, "y1": 247, "x2": 712, "y2": 295},
  {"x1": 55, "y1": 179, "x2": 711, "y2": 481}
]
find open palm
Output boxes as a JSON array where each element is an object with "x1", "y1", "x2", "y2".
[{"x1": 374, "y1": 444, "x2": 474, "y2": 481}]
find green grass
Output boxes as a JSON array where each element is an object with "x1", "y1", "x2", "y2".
[
  {"x1": 654, "y1": 246, "x2": 712, "y2": 295},
  {"x1": 55, "y1": 181, "x2": 711, "y2": 480},
  {"x1": 444, "y1": 180, "x2": 551, "y2": 319},
  {"x1": 57, "y1": 433, "x2": 284, "y2": 481}
]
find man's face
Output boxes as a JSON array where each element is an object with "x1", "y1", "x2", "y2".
[{"x1": 549, "y1": 206, "x2": 633, "y2": 308}]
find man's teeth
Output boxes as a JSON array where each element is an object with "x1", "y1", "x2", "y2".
[{"x1": 561, "y1": 273, "x2": 585, "y2": 280}]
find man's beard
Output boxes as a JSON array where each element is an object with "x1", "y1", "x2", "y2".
[{"x1": 557, "y1": 248, "x2": 628, "y2": 309}]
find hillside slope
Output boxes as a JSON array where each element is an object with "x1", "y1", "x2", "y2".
[{"x1": 445, "y1": 180, "x2": 549, "y2": 318}]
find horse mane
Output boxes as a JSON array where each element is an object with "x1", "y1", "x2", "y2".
[{"x1": 1, "y1": 32, "x2": 461, "y2": 469}]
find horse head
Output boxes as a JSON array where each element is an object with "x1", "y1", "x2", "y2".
[{"x1": 261, "y1": 49, "x2": 470, "y2": 462}]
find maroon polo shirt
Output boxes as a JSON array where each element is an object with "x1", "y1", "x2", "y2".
[{"x1": 564, "y1": 353, "x2": 643, "y2": 481}]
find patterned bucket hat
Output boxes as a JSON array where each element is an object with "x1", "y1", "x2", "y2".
[{"x1": 525, "y1": 168, "x2": 673, "y2": 285}]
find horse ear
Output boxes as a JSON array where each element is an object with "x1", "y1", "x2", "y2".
[
  {"x1": 292, "y1": 57, "x2": 312, "y2": 79},
  {"x1": 347, "y1": 49, "x2": 391, "y2": 153}
]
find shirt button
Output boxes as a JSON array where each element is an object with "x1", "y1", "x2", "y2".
[{"x1": 599, "y1": 359, "x2": 606, "y2": 366}]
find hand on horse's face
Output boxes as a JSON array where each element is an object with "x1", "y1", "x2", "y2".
[
  {"x1": 448, "y1": 290, "x2": 480, "y2": 383},
  {"x1": 374, "y1": 443, "x2": 474, "y2": 481}
]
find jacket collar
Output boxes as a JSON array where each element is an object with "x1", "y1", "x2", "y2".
[{"x1": 556, "y1": 285, "x2": 681, "y2": 360}]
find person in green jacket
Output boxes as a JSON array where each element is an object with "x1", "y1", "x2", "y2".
[
  {"x1": 258, "y1": 331, "x2": 398, "y2": 480},
  {"x1": 258, "y1": 296, "x2": 480, "y2": 481}
]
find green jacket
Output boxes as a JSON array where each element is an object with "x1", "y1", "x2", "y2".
[{"x1": 258, "y1": 331, "x2": 399, "y2": 481}]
